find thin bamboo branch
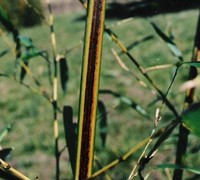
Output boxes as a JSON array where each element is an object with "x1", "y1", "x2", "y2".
[
  {"x1": 128, "y1": 64, "x2": 180, "y2": 179},
  {"x1": 105, "y1": 26, "x2": 180, "y2": 119},
  {"x1": 0, "y1": 73, "x2": 64, "y2": 113},
  {"x1": 129, "y1": 119, "x2": 180, "y2": 179},
  {"x1": 143, "y1": 64, "x2": 175, "y2": 73},
  {"x1": 19, "y1": 60, "x2": 41, "y2": 86},
  {"x1": 0, "y1": 159, "x2": 30, "y2": 180},
  {"x1": 90, "y1": 127, "x2": 165, "y2": 179},
  {"x1": 0, "y1": 28, "x2": 43, "y2": 88},
  {"x1": 90, "y1": 137, "x2": 150, "y2": 179},
  {"x1": 93, "y1": 156, "x2": 112, "y2": 180},
  {"x1": 76, "y1": 0, "x2": 106, "y2": 179},
  {"x1": 111, "y1": 48, "x2": 156, "y2": 95}
]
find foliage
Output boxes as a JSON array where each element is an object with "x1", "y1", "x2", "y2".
[
  {"x1": 0, "y1": 0, "x2": 43, "y2": 27},
  {"x1": 0, "y1": 1, "x2": 199, "y2": 179}
]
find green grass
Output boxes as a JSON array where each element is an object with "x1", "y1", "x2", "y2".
[{"x1": 0, "y1": 9, "x2": 200, "y2": 179}]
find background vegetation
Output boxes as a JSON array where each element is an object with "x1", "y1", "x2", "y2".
[
  {"x1": 0, "y1": 1, "x2": 200, "y2": 179},
  {"x1": 0, "y1": 0, "x2": 42, "y2": 27}
]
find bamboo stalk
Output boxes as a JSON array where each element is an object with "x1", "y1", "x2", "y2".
[
  {"x1": 46, "y1": 1, "x2": 60, "y2": 179},
  {"x1": 0, "y1": 159, "x2": 30, "y2": 180},
  {"x1": 173, "y1": 10, "x2": 200, "y2": 180},
  {"x1": 76, "y1": 0, "x2": 106, "y2": 179}
]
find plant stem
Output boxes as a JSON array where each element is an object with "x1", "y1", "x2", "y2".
[
  {"x1": 75, "y1": 0, "x2": 106, "y2": 179},
  {"x1": 46, "y1": 1, "x2": 60, "y2": 179},
  {"x1": 78, "y1": 0, "x2": 179, "y2": 119},
  {"x1": 0, "y1": 159, "x2": 30, "y2": 180},
  {"x1": 105, "y1": 27, "x2": 180, "y2": 119},
  {"x1": 173, "y1": 10, "x2": 200, "y2": 180},
  {"x1": 90, "y1": 137, "x2": 150, "y2": 179}
]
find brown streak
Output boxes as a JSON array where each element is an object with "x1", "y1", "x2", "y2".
[{"x1": 79, "y1": 0, "x2": 103, "y2": 178}]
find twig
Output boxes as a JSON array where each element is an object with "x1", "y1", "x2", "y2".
[
  {"x1": 0, "y1": 159, "x2": 30, "y2": 180},
  {"x1": 91, "y1": 137, "x2": 150, "y2": 179},
  {"x1": 111, "y1": 48, "x2": 156, "y2": 95},
  {"x1": 128, "y1": 65, "x2": 180, "y2": 179},
  {"x1": 105, "y1": 26, "x2": 179, "y2": 119},
  {"x1": 143, "y1": 64, "x2": 175, "y2": 73},
  {"x1": 90, "y1": 129, "x2": 163, "y2": 179}
]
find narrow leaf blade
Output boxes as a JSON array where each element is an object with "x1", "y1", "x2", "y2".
[
  {"x1": 63, "y1": 106, "x2": 76, "y2": 177},
  {"x1": 21, "y1": 48, "x2": 44, "y2": 62},
  {"x1": 157, "y1": 163, "x2": 200, "y2": 175},
  {"x1": 0, "y1": 125, "x2": 12, "y2": 143},
  {"x1": 182, "y1": 103, "x2": 200, "y2": 137},
  {"x1": 18, "y1": 36, "x2": 33, "y2": 48},
  {"x1": 59, "y1": 56, "x2": 69, "y2": 93},
  {"x1": 0, "y1": 49, "x2": 9, "y2": 58},
  {"x1": 150, "y1": 22, "x2": 183, "y2": 61},
  {"x1": 0, "y1": 148, "x2": 13, "y2": 161},
  {"x1": 99, "y1": 89, "x2": 150, "y2": 119},
  {"x1": 97, "y1": 100, "x2": 107, "y2": 147},
  {"x1": 183, "y1": 62, "x2": 200, "y2": 68}
]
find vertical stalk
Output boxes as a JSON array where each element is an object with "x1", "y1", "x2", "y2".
[
  {"x1": 46, "y1": 1, "x2": 60, "y2": 179},
  {"x1": 79, "y1": 0, "x2": 179, "y2": 119},
  {"x1": 173, "y1": 10, "x2": 200, "y2": 180},
  {"x1": 76, "y1": 0, "x2": 106, "y2": 179}
]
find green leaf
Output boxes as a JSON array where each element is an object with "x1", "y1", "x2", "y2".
[
  {"x1": 21, "y1": 48, "x2": 45, "y2": 62},
  {"x1": 20, "y1": 48, "x2": 46, "y2": 81},
  {"x1": 157, "y1": 163, "x2": 200, "y2": 175},
  {"x1": 0, "y1": 125, "x2": 12, "y2": 143},
  {"x1": 150, "y1": 22, "x2": 183, "y2": 61},
  {"x1": 157, "y1": 163, "x2": 180, "y2": 169},
  {"x1": 99, "y1": 89, "x2": 150, "y2": 119},
  {"x1": 182, "y1": 103, "x2": 200, "y2": 137},
  {"x1": 182, "y1": 62, "x2": 200, "y2": 68},
  {"x1": 18, "y1": 36, "x2": 33, "y2": 48},
  {"x1": 63, "y1": 106, "x2": 76, "y2": 177},
  {"x1": 59, "y1": 56, "x2": 69, "y2": 93},
  {"x1": 97, "y1": 100, "x2": 107, "y2": 147}
]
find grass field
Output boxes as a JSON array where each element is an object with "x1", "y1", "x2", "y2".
[{"x1": 0, "y1": 8, "x2": 200, "y2": 179}]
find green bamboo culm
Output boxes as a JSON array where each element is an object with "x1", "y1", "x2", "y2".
[
  {"x1": 75, "y1": 0, "x2": 106, "y2": 179},
  {"x1": 46, "y1": 0, "x2": 60, "y2": 179}
]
